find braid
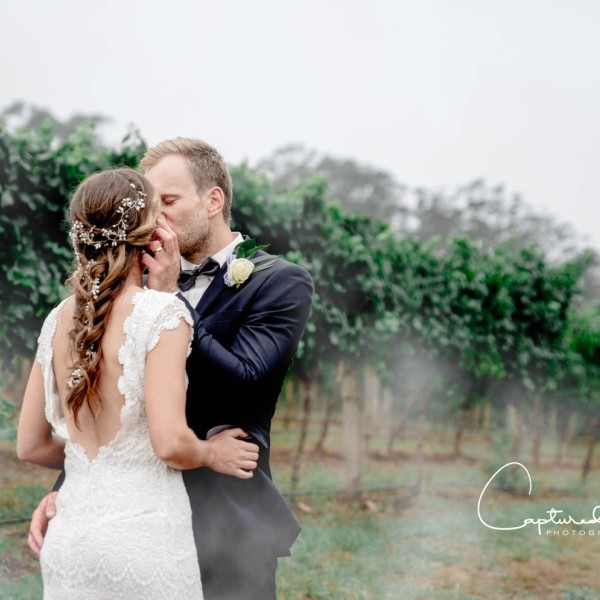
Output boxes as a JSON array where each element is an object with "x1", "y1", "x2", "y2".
[{"x1": 65, "y1": 168, "x2": 158, "y2": 426}]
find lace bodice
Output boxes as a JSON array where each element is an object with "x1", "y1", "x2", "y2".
[{"x1": 36, "y1": 289, "x2": 203, "y2": 599}]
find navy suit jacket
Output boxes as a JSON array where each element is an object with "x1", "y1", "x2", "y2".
[{"x1": 180, "y1": 249, "x2": 313, "y2": 561}]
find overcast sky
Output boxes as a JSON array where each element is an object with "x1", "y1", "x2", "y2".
[{"x1": 3, "y1": 0, "x2": 599, "y2": 250}]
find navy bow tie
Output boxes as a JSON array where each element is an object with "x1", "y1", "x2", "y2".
[{"x1": 178, "y1": 257, "x2": 221, "y2": 292}]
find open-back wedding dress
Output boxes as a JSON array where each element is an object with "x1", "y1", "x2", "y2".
[{"x1": 36, "y1": 289, "x2": 203, "y2": 599}]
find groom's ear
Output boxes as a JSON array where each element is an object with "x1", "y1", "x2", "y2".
[{"x1": 206, "y1": 186, "x2": 225, "y2": 219}]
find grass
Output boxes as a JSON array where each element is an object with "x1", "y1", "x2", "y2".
[{"x1": 2, "y1": 418, "x2": 600, "y2": 599}]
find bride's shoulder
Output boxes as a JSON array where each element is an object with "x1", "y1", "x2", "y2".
[
  {"x1": 36, "y1": 295, "x2": 75, "y2": 358},
  {"x1": 42, "y1": 294, "x2": 75, "y2": 327},
  {"x1": 55, "y1": 293, "x2": 75, "y2": 311},
  {"x1": 137, "y1": 287, "x2": 181, "y2": 305},
  {"x1": 132, "y1": 290, "x2": 192, "y2": 350},
  {"x1": 134, "y1": 289, "x2": 190, "y2": 320}
]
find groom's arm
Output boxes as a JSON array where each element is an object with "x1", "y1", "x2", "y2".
[
  {"x1": 142, "y1": 217, "x2": 313, "y2": 375},
  {"x1": 192, "y1": 263, "x2": 312, "y2": 383}
]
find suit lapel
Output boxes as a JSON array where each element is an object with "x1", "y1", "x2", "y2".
[
  {"x1": 193, "y1": 234, "x2": 258, "y2": 317},
  {"x1": 194, "y1": 262, "x2": 229, "y2": 317}
]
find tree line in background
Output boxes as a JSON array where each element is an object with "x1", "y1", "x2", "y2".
[{"x1": 2, "y1": 115, "x2": 600, "y2": 492}]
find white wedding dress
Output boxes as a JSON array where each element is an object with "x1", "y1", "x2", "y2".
[{"x1": 36, "y1": 289, "x2": 203, "y2": 599}]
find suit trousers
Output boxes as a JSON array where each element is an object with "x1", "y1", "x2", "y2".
[{"x1": 198, "y1": 548, "x2": 278, "y2": 600}]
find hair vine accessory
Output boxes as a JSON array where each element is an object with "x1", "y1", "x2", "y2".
[
  {"x1": 77, "y1": 258, "x2": 101, "y2": 302},
  {"x1": 70, "y1": 182, "x2": 147, "y2": 250},
  {"x1": 90, "y1": 275, "x2": 101, "y2": 301},
  {"x1": 66, "y1": 368, "x2": 84, "y2": 390},
  {"x1": 73, "y1": 259, "x2": 101, "y2": 311}
]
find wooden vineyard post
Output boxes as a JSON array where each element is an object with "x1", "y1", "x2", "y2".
[
  {"x1": 342, "y1": 366, "x2": 363, "y2": 495},
  {"x1": 363, "y1": 366, "x2": 379, "y2": 453}
]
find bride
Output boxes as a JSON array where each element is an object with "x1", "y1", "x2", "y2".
[{"x1": 16, "y1": 168, "x2": 259, "y2": 599}]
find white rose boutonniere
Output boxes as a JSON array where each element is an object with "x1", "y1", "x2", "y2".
[
  {"x1": 226, "y1": 257, "x2": 254, "y2": 286},
  {"x1": 224, "y1": 238, "x2": 277, "y2": 288}
]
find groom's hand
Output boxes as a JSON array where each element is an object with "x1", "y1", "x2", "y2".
[
  {"x1": 28, "y1": 491, "x2": 58, "y2": 557},
  {"x1": 206, "y1": 428, "x2": 259, "y2": 479},
  {"x1": 142, "y1": 216, "x2": 180, "y2": 293}
]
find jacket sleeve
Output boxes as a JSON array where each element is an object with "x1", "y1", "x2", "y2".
[{"x1": 191, "y1": 263, "x2": 313, "y2": 383}]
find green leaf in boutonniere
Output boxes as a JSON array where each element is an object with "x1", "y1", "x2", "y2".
[
  {"x1": 234, "y1": 238, "x2": 270, "y2": 259},
  {"x1": 224, "y1": 239, "x2": 278, "y2": 288}
]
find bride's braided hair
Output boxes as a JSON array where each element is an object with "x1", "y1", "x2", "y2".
[{"x1": 66, "y1": 168, "x2": 159, "y2": 426}]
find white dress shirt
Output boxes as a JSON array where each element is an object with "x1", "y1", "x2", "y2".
[{"x1": 179, "y1": 233, "x2": 244, "y2": 308}]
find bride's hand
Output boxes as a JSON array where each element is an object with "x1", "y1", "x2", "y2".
[
  {"x1": 141, "y1": 217, "x2": 180, "y2": 293},
  {"x1": 205, "y1": 428, "x2": 259, "y2": 479}
]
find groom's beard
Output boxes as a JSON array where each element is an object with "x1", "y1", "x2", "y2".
[{"x1": 179, "y1": 220, "x2": 211, "y2": 264}]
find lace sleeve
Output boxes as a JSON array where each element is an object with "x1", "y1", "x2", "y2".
[
  {"x1": 35, "y1": 297, "x2": 71, "y2": 367},
  {"x1": 35, "y1": 314, "x2": 55, "y2": 366},
  {"x1": 145, "y1": 293, "x2": 194, "y2": 355},
  {"x1": 33, "y1": 297, "x2": 71, "y2": 435}
]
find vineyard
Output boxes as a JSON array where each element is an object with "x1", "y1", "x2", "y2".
[{"x1": 2, "y1": 121, "x2": 600, "y2": 598}]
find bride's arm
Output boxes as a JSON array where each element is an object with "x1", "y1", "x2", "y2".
[
  {"x1": 17, "y1": 361, "x2": 65, "y2": 470},
  {"x1": 145, "y1": 317, "x2": 258, "y2": 478}
]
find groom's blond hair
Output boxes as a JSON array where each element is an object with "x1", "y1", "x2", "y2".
[{"x1": 139, "y1": 137, "x2": 233, "y2": 223}]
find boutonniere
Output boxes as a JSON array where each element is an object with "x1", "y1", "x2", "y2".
[{"x1": 224, "y1": 238, "x2": 277, "y2": 288}]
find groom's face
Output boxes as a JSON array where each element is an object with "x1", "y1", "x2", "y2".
[{"x1": 145, "y1": 154, "x2": 211, "y2": 261}]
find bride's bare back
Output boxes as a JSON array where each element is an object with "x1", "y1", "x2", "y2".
[{"x1": 51, "y1": 285, "x2": 144, "y2": 460}]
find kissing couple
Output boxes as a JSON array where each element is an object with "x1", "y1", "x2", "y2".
[{"x1": 17, "y1": 137, "x2": 313, "y2": 599}]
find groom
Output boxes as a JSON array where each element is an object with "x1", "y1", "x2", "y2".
[
  {"x1": 29, "y1": 137, "x2": 313, "y2": 600},
  {"x1": 141, "y1": 138, "x2": 313, "y2": 599}
]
